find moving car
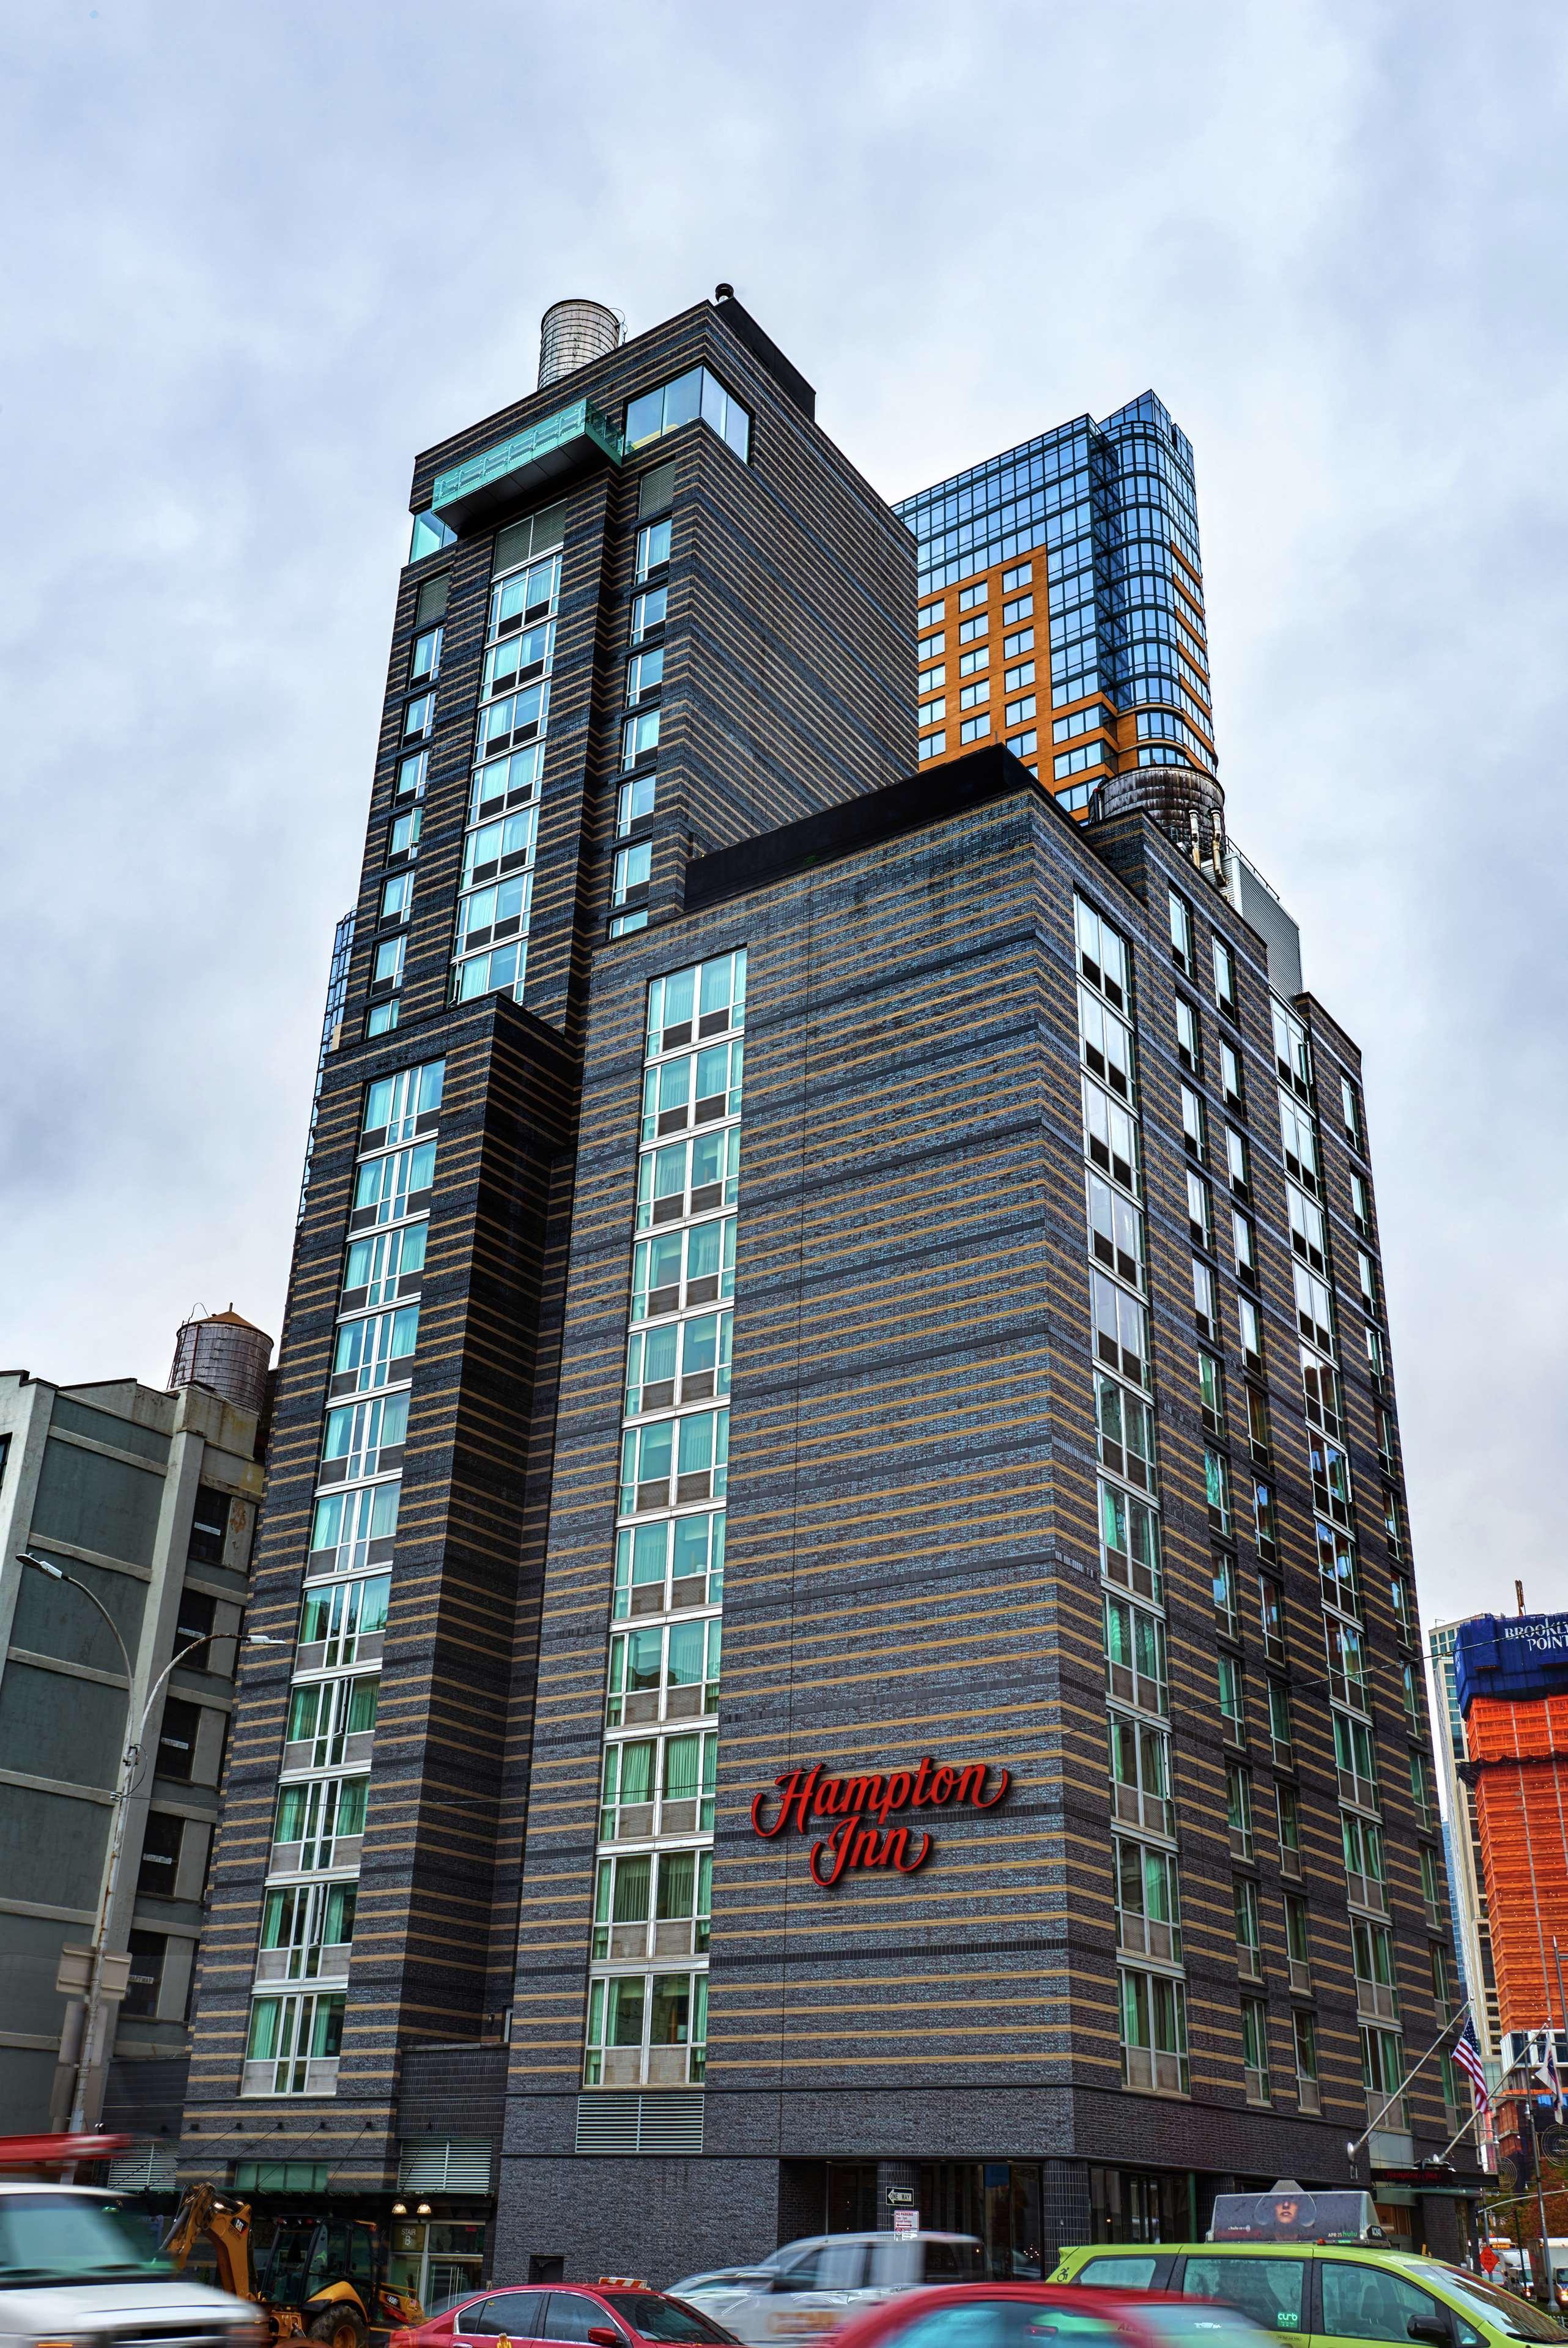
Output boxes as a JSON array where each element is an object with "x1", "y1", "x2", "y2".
[
  {"x1": 670, "y1": 2234, "x2": 983, "y2": 2344},
  {"x1": 0, "y1": 2174, "x2": 266, "y2": 2348},
  {"x1": 793, "y1": 2281, "x2": 1277, "y2": 2348},
  {"x1": 390, "y1": 2280, "x2": 741, "y2": 2348},
  {"x1": 1051, "y1": 2180, "x2": 1567, "y2": 2348}
]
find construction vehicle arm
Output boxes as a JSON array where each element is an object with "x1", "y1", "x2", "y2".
[{"x1": 161, "y1": 2186, "x2": 257, "y2": 2303}]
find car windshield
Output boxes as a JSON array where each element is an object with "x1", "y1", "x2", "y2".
[
  {"x1": 604, "y1": 2295, "x2": 738, "y2": 2342},
  {"x1": 1131, "y1": 2312, "x2": 1273, "y2": 2347},
  {"x1": 1416, "y1": 2268, "x2": 1568, "y2": 2343},
  {"x1": 0, "y1": 2193, "x2": 169, "y2": 2285}
]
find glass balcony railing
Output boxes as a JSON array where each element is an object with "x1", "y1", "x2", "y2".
[{"x1": 432, "y1": 399, "x2": 622, "y2": 530}]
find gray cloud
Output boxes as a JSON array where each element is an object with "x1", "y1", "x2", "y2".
[{"x1": 2, "y1": 0, "x2": 1565, "y2": 1627}]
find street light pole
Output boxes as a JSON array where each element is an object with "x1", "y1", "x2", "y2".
[{"x1": 17, "y1": 1552, "x2": 281, "y2": 2136}]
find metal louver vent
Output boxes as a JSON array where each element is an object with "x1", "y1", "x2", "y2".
[
  {"x1": 396, "y1": 2138, "x2": 493, "y2": 2193},
  {"x1": 574, "y1": 2092, "x2": 704, "y2": 2155},
  {"x1": 108, "y1": 2144, "x2": 177, "y2": 2191}
]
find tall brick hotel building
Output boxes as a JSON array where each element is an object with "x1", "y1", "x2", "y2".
[{"x1": 176, "y1": 291, "x2": 1477, "y2": 2281}]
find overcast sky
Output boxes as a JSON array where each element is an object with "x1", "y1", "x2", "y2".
[{"x1": 3, "y1": 0, "x2": 1564, "y2": 1634}]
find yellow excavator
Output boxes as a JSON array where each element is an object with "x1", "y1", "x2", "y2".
[{"x1": 162, "y1": 2185, "x2": 425, "y2": 2348}]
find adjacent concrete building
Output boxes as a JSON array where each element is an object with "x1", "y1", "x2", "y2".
[{"x1": 0, "y1": 1309, "x2": 269, "y2": 2161}]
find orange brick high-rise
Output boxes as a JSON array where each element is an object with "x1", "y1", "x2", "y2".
[{"x1": 1454, "y1": 1615, "x2": 1568, "y2": 2046}]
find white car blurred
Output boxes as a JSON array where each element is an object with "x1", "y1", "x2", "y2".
[
  {"x1": 0, "y1": 2181, "x2": 265, "y2": 2348},
  {"x1": 670, "y1": 2234, "x2": 984, "y2": 2344}
]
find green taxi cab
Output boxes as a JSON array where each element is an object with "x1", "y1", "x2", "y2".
[{"x1": 1051, "y1": 2184, "x2": 1564, "y2": 2348}]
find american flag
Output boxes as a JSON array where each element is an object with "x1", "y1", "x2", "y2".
[{"x1": 1453, "y1": 2017, "x2": 1489, "y2": 2111}]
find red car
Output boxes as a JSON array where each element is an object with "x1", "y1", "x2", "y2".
[
  {"x1": 814, "y1": 2284, "x2": 1272, "y2": 2348},
  {"x1": 391, "y1": 2283, "x2": 741, "y2": 2348}
]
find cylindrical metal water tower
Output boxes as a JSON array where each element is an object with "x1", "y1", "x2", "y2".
[
  {"x1": 537, "y1": 298, "x2": 623, "y2": 390},
  {"x1": 168, "y1": 1306, "x2": 274, "y2": 1417}
]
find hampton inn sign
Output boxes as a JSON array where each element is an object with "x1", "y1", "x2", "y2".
[{"x1": 750, "y1": 1757, "x2": 1011, "y2": 1887}]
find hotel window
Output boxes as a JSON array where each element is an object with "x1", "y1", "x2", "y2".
[
  {"x1": 624, "y1": 1310, "x2": 732, "y2": 1415},
  {"x1": 1279, "y1": 1094, "x2": 1318, "y2": 1192},
  {"x1": 1326, "y1": 1616, "x2": 1369, "y2": 1713},
  {"x1": 464, "y1": 805, "x2": 538, "y2": 887},
  {"x1": 1359, "y1": 1250, "x2": 1381, "y2": 1316},
  {"x1": 1221, "y1": 1040, "x2": 1244, "y2": 1109},
  {"x1": 1091, "y1": 1271, "x2": 1148, "y2": 1388},
  {"x1": 959, "y1": 582, "x2": 988, "y2": 610},
  {"x1": 1104, "y1": 1593, "x2": 1167, "y2": 1716},
  {"x1": 1197, "y1": 1350, "x2": 1225, "y2": 1437},
  {"x1": 307, "y1": 1484, "x2": 399, "y2": 1582},
  {"x1": 583, "y1": 1971, "x2": 707, "y2": 2088},
  {"x1": 351, "y1": 1138, "x2": 435, "y2": 1229},
  {"x1": 472, "y1": 745, "x2": 542, "y2": 823},
  {"x1": 613, "y1": 842, "x2": 652, "y2": 908},
  {"x1": 1213, "y1": 1551, "x2": 1238, "y2": 1638},
  {"x1": 623, "y1": 708, "x2": 660, "y2": 768},
  {"x1": 599, "y1": 1730, "x2": 717, "y2": 1840},
  {"x1": 635, "y1": 1127, "x2": 741, "y2": 1227},
  {"x1": 959, "y1": 714, "x2": 989, "y2": 743},
  {"x1": 635, "y1": 517, "x2": 672, "y2": 580},
  {"x1": 270, "y1": 1776, "x2": 368, "y2": 1871},
  {"x1": 1226, "y1": 1762, "x2": 1254, "y2": 1861},
  {"x1": 626, "y1": 648, "x2": 664, "y2": 705},
  {"x1": 1272, "y1": 1002, "x2": 1312, "y2": 1094},
  {"x1": 1277, "y1": 1783, "x2": 1302, "y2": 1877},
  {"x1": 1410, "y1": 1747, "x2": 1434, "y2": 1829},
  {"x1": 1096, "y1": 1376, "x2": 1156, "y2": 1494},
  {"x1": 958, "y1": 613, "x2": 988, "y2": 643},
  {"x1": 371, "y1": 936, "x2": 405, "y2": 998},
  {"x1": 1267, "y1": 1678, "x2": 1293, "y2": 1766},
  {"x1": 1075, "y1": 897, "x2": 1129, "y2": 1007},
  {"x1": 363, "y1": 1059, "x2": 444, "y2": 1147},
  {"x1": 1420, "y1": 1846, "x2": 1444, "y2": 1929},
  {"x1": 625, "y1": 364, "x2": 750, "y2": 462},
  {"x1": 388, "y1": 806, "x2": 422, "y2": 861},
  {"x1": 1205, "y1": 1448, "x2": 1233, "y2": 1537},
  {"x1": 481, "y1": 617, "x2": 554, "y2": 701},
  {"x1": 341, "y1": 1224, "x2": 424, "y2": 1311},
  {"x1": 1234, "y1": 1878, "x2": 1262, "y2": 1978},
  {"x1": 1187, "y1": 1170, "x2": 1211, "y2": 1249},
  {"x1": 1081, "y1": 990, "x2": 1135, "y2": 1099},
  {"x1": 1005, "y1": 661, "x2": 1035, "y2": 691},
  {"x1": 640, "y1": 1043, "x2": 744, "y2": 1142},
  {"x1": 454, "y1": 875, "x2": 531, "y2": 1000},
  {"x1": 605, "y1": 1618, "x2": 722, "y2": 1728},
  {"x1": 1309, "y1": 1433, "x2": 1354, "y2": 1528},
  {"x1": 1167, "y1": 890, "x2": 1193, "y2": 974},
  {"x1": 1213, "y1": 936, "x2": 1237, "y2": 1015},
  {"x1": 396, "y1": 749, "x2": 427, "y2": 799},
  {"x1": 614, "y1": 1509, "x2": 725, "y2": 1619},
  {"x1": 1217, "y1": 1653, "x2": 1246, "y2": 1743},
  {"x1": 476, "y1": 681, "x2": 549, "y2": 759},
  {"x1": 1237, "y1": 1293, "x2": 1264, "y2": 1374},
  {"x1": 1295, "y1": 1264, "x2": 1335, "y2": 1355},
  {"x1": 330, "y1": 1304, "x2": 418, "y2": 1397},
  {"x1": 1246, "y1": 1383, "x2": 1273, "y2": 1462},
  {"x1": 1119, "y1": 1968, "x2": 1188, "y2": 2095},
  {"x1": 1366, "y1": 1322, "x2": 1388, "y2": 1386},
  {"x1": 402, "y1": 694, "x2": 433, "y2": 741},
  {"x1": 1352, "y1": 1172, "x2": 1374, "y2": 1239},
  {"x1": 1294, "y1": 2011, "x2": 1320, "y2": 2111},
  {"x1": 918, "y1": 665, "x2": 945, "y2": 694},
  {"x1": 1341, "y1": 1073, "x2": 1364, "y2": 1148},
  {"x1": 1336, "y1": 1714, "x2": 1380, "y2": 1813},
  {"x1": 1175, "y1": 998, "x2": 1200, "y2": 1073},
  {"x1": 631, "y1": 1215, "x2": 736, "y2": 1321},
  {"x1": 958, "y1": 646, "x2": 989, "y2": 678},
  {"x1": 1114, "y1": 1839, "x2": 1182, "y2": 1963},
  {"x1": 917, "y1": 731, "x2": 947, "y2": 761},
  {"x1": 919, "y1": 687, "x2": 945, "y2": 718},
  {"x1": 1100, "y1": 1481, "x2": 1161, "y2": 1604},
  {"x1": 958, "y1": 681, "x2": 989, "y2": 713},
  {"x1": 1005, "y1": 697, "x2": 1036, "y2": 727},
  {"x1": 409, "y1": 624, "x2": 442, "y2": 684},
  {"x1": 1083, "y1": 1080, "x2": 1138, "y2": 1192},
  {"x1": 284, "y1": 1675, "x2": 379, "y2": 1772},
  {"x1": 1288, "y1": 1184, "x2": 1327, "y2": 1272},
  {"x1": 591, "y1": 1846, "x2": 712, "y2": 1963},
  {"x1": 1226, "y1": 1127, "x2": 1249, "y2": 1197},
  {"x1": 1180, "y1": 1085, "x2": 1205, "y2": 1158},
  {"x1": 1009, "y1": 730, "x2": 1037, "y2": 759},
  {"x1": 1002, "y1": 563, "x2": 1032, "y2": 590},
  {"x1": 917, "y1": 601, "x2": 944, "y2": 628},
  {"x1": 321, "y1": 1391, "x2": 409, "y2": 1484},
  {"x1": 1004, "y1": 626, "x2": 1035, "y2": 657},
  {"x1": 1003, "y1": 593, "x2": 1033, "y2": 624},
  {"x1": 1254, "y1": 1479, "x2": 1278, "y2": 1563},
  {"x1": 243, "y1": 1991, "x2": 346, "y2": 2097},
  {"x1": 1193, "y1": 1258, "x2": 1217, "y2": 1338},
  {"x1": 632, "y1": 585, "x2": 668, "y2": 643},
  {"x1": 1088, "y1": 1172, "x2": 1143, "y2": 1286},
  {"x1": 1054, "y1": 741, "x2": 1105, "y2": 779},
  {"x1": 618, "y1": 1407, "x2": 730, "y2": 1515},
  {"x1": 1241, "y1": 1998, "x2": 1271, "y2": 2104},
  {"x1": 1232, "y1": 1206, "x2": 1256, "y2": 1284},
  {"x1": 917, "y1": 631, "x2": 944, "y2": 660},
  {"x1": 1107, "y1": 1712, "x2": 1174, "y2": 1840}
]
